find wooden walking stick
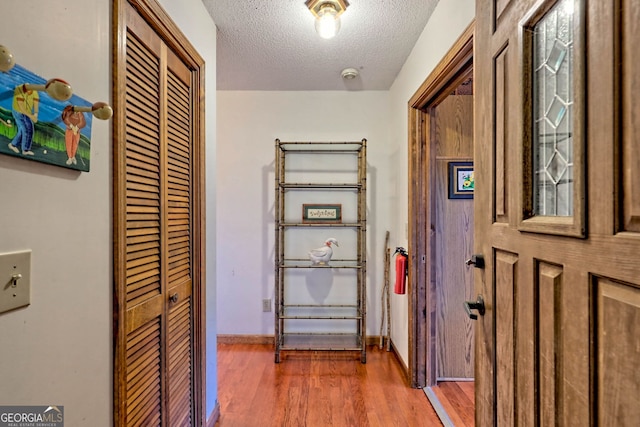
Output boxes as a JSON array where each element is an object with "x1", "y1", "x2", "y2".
[
  {"x1": 379, "y1": 231, "x2": 391, "y2": 350},
  {"x1": 385, "y1": 232, "x2": 391, "y2": 351}
]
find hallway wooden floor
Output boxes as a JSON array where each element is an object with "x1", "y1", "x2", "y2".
[
  {"x1": 428, "y1": 382, "x2": 475, "y2": 427},
  {"x1": 216, "y1": 343, "x2": 443, "y2": 426}
]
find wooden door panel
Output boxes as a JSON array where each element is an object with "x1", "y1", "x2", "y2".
[
  {"x1": 125, "y1": 29, "x2": 162, "y2": 310},
  {"x1": 537, "y1": 262, "x2": 562, "y2": 426},
  {"x1": 126, "y1": 317, "x2": 162, "y2": 426},
  {"x1": 166, "y1": 65, "x2": 192, "y2": 292},
  {"x1": 495, "y1": 0, "x2": 512, "y2": 23},
  {"x1": 168, "y1": 293, "x2": 193, "y2": 426},
  {"x1": 621, "y1": 0, "x2": 640, "y2": 232},
  {"x1": 165, "y1": 48, "x2": 194, "y2": 426},
  {"x1": 123, "y1": 17, "x2": 164, "y2": 426},
  {"x1": 126, "y1": 294, "x2": 163, "y2": 334},
  {"x1": 474, "y1": 250, "x2": 494, "y2": 426},
  {"x1": 494, "y1": 250, "x2": 516, "y2": 427},
  {"x1": 596, "y1": 278, "x2": 640, "y2": 426},
  {"x1": 434, "y1": 94, "x2": 474, "y2": 158},
  {"x1": 494, "y1": 48, "x2": 509, "y2": 223}
]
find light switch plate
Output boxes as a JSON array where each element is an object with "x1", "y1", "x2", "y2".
[{"x1": 0, "y1": 250, "x2": 31, "y2": 314}]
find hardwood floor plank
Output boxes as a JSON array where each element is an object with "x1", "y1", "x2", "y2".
[
  {"x1": 431, "y1": 382, "x2": 475, "y2": 427},
  {"x1": 216, "y1": 344, "x2": 443, "y2": 426},
  {"x1": 439, "y1": 382, "x2": 474, "y2": 424},
  {"x1": 456, "y1": 380, "x2": 475, "y2": 402}
]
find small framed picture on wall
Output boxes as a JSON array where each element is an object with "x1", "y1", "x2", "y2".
[{"x1": 448, "y1": 161, "x2": 474, "y2": 199}]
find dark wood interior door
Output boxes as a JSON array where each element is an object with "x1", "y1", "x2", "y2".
[{"x1": 475, "y1": 0, "x2": 640, "y2": 425}]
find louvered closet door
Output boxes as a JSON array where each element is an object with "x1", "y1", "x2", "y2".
[
  {"x1": 123, "y1": 12, "x2": 164, "y2": 425},
  {"x1": 165, "y1": 51, "x2": 194, "y2": 427},
  {"x1": 115, "y1": 2, "x2": 196, "y2": 425}
]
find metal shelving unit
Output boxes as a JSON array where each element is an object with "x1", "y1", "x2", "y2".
[{"x1": 274, "y1": 139, "x2": 367, "y2": 363}]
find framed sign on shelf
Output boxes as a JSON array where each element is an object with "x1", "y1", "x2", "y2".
[{"x1": 302, "y1": 204, "x2": 342, "y2": 223}]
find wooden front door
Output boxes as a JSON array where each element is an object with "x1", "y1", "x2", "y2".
[
  {"x1": 475, "y1": 0, "x2": 640, "y2": 425},
  {"x1": 113, "y1": 0, "x2": 205, "y2": 425}
]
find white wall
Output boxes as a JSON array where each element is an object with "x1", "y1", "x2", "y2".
[
  {"x1": 216, "y1": 91, "x2": 391, "y2": 338},
  {"x1": 387, "y1": 0, "x2": 476, "y2": 365},
  {"x1": 0, "y1": 2, "x2": 112, "y2": 424},
  {"x1": 0, "y1": 0, "x2": 217, "y2": 425},
  {"x1": 216, "y1": 0, "x2": 476, "y2": 370}
]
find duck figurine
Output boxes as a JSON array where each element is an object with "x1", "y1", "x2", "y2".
[{"x1": 309, "y1": 238, "x2": 339, "y2": 265}]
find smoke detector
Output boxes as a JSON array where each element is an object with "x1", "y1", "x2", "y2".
[{"x1": 341, "y1": 68, "x2": 359, "y2": 80}]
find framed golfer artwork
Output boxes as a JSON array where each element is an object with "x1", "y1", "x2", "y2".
[{"x1": 0, "y1": 64, "x2": 95, "y2": 172}]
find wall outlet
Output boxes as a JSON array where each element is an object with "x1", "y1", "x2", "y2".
[{"x1": 262, "y1": 298, "x2": 271, "y2": 312}]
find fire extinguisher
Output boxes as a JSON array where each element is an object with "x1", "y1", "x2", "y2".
[{"x1": 393, "y1": 247, "x2": 408, "y2": 295}]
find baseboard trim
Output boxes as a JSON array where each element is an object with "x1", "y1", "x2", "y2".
[
  {"x1": 366, "y1": 336, "x2": 383, "y2": 346},
  {"x1": 217, "y1": 334, "x2": 384, "y2": 347},
  {"x1": 387, "y1": 339, "x2": 410, "y2": 383},
  {"x1": 217, "y1": 334, "x2": 274, "y2": 345},
  {"x1": 206, "y1": 401, "x2": 220, "y2": 427}
]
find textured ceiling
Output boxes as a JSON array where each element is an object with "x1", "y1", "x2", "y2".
[{"x1": 203, "y1": 0, "x2": 440, "y2": 91}]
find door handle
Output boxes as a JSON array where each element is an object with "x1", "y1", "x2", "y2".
[
  {"x1": 465, "y1": 254, "x2": 485, "y2": 269},
  {"x1": 464, "y1": 295, "x2": 485, "y2": 320},
  {"x1": 170, "y1": 293, "x2": 179, "y2": 303}
]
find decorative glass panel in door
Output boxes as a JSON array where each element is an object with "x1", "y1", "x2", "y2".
[
  {"x1": 521, "y1": 0, "x2": 585, "y2": 237},
  {"x1": 533, "y1": 0, "x2": 574, "y2": 216}
]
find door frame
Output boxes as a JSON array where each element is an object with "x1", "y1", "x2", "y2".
[
  {"x1": 407, "y1": 21, "x2": 474, "y2": 388},
  {"x1": 112, "y1": 0, "x2": 206, "y2": 424}
]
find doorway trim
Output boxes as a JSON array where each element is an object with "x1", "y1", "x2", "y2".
[{"x1": 407, "y1": 21, "x2": 474, "y2": 388}]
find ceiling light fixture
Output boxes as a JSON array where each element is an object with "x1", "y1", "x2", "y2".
[
  {"x1": 306, "y1": 0, "x2": 349, "y2": 39},
  {"x1": 341, "y1": 68, "x2": 359, "y2": 80}
]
